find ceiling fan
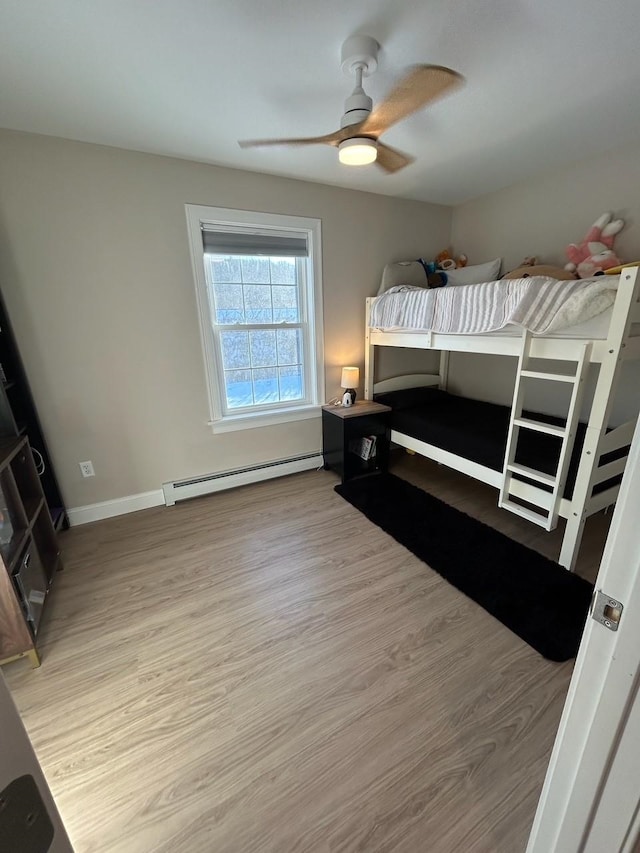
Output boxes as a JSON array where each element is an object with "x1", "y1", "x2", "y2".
[{"x1": 239, "y1": 35, "x2": 464, "y2": 174}]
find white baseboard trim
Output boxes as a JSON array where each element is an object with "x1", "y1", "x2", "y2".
[
  {"x1": 67, "y1": 453, "x2": 324, "y2": 524},
  {"x1": 163, "y1": 453, "x2": 323, "y2": 506},
  {"x1": 67, "y1": 490, "x2": 165, "y2": 526}
]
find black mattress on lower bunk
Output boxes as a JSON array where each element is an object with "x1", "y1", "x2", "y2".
[{"x1": 374, "y1": 386, "x2": 621, "y2": 500}]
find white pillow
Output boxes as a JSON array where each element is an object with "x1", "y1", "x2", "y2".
[
  {"x1": 378, "y1": 261, "x2": 428, "y2": 295},
  {"x1": 445, "y1": 258, "x2": 502, "y2": 286}
]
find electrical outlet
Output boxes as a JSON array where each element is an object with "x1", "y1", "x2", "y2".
[{"x1": 79, "y1": 460, "x2": 95, "y2": 478}]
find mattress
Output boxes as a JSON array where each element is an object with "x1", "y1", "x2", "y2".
[
  {"x1": 369, "y1": 274, "x2": 638, "y2": 340},
  {"x1": 375, "y1": 310, "x2": 638, "y2": 341},
  {"x1": 373, "y1": 386, "x2": 625, "y2": 500}
]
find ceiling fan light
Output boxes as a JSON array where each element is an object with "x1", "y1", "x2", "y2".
[{"x1": 338, "y1": 137, "x2": 377, "y2": 166}]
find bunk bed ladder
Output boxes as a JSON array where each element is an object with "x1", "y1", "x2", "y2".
[{"x1": 499, "y1": 330, "x2": 592, "y2": 531}]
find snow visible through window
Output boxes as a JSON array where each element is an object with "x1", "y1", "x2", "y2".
[{"x1": 208, "y1": 255, "x2": 304, "y2": 409}]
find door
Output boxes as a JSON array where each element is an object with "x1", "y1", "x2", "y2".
[
  {"x1": 527, "y1": 418, "x2": 640, "y2": 852},
  {"x1": 0, "y1": 673, "x2": 73, "y2": 851}
]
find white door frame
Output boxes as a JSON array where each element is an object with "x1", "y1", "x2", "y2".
[{"x1": 527, "y1": 417, "x2": 640, "y2": 852}]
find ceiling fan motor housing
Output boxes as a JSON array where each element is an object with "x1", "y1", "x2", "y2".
[{"x1": 340, "y1": 90, "x2": 373, "y2": 128}]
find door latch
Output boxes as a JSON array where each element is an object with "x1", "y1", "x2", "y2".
[{"x1": 591, "y1": 590, "x2": 623, "y2": 632}]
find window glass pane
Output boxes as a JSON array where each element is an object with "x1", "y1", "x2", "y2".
[
  {"x1": 279, "y1": 365, "x2": 304, "y2": 401},
  {"x1": 270, "y1": 257, "x2": 296, "y2": 284},
  {"x1": 272, "y1": 286, "x2": 299, "y2": 323},
  {"x1": 253, "y1": 367, "x2": 279, "y2": 404},
  {"x1": 210, "y1": 256, "x2": 241, "y2": 283},
  {"x1": 249, "y1": 330, "x2": 277, "y2": 367},
  {"x1": 225, "y1": 369, "x2": 253, "y2": 409},
  {"x1": 276, "y1": 328, "x2": 301, "y2": 365},
  {"x1": 220, "y1": 331, "x2": 250, "y2": 369},
  {"x1": 243, "y1": 284, "x2": 273, "y2": 323},
  {"x1": 241, "y1": 256, "x2": 270, "y2": 283},
  {"x1": 213, "y1": 282, "x2": 244, "y2": 325}
]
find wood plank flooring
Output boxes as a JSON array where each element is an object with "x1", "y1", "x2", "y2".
[{"x1": 3, "y1": 454, "x2": 610, "y2": 852}]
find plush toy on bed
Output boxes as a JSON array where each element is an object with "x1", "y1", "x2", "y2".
[
  {"x1": 418, "y1": 259, "x2": 447, "y2": 287},
  {"x1": 502, "y1": 264, "x2": 577, "y2": 280},
  {"x1": 436, "y1": 248, "x2": 468, "y2": 271},
  {"x1": 565, "y1": 212, "x2": 625, "y2": 278}
]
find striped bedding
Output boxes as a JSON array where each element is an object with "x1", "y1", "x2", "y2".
[{"x1": 369, "y1": 275, "x2": 619, "y2": 335}]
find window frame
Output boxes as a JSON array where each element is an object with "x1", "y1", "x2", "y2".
[{"x1": 186, "y1": 205, "x2": 324, "y2": 433}]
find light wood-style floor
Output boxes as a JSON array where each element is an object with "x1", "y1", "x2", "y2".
[{"x1": 4, "y1": 454, "x2": 610, "y2": 852}]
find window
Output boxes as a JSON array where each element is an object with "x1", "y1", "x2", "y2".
[{"x1": 186, "y1": 206, "x2": 324, "y2": 432}]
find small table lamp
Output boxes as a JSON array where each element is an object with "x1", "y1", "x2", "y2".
[{"x1": 340, "y1": 366, "x2": 359, "y2": 407}]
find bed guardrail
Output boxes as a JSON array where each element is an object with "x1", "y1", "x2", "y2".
[
  {"x1": 585, "y1": 419, "x2": 637, "y2": 514},
  {"x1": 598, "y1": 420, "x2": 636, "y2": 455}
]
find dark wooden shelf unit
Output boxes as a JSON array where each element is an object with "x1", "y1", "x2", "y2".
[
  {"x1": 0, "y1": 290, "x2": 68, "y2": 530},
  {"x1": 0, "y1": 437, "x2": 61, "y2": 668}
]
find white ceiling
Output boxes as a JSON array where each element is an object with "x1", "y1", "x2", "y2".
[{"x1": 2, "y1": 0, "x2": 640, "y2": 205}]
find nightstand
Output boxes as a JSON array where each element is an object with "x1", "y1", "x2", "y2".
[{"x1": 322, "y1": 400, "x2": 391, "y2": 484}]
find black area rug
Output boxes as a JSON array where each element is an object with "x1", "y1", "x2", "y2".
[{"x1": 335, "y1": 474, "x2": 593, "y2": 661}]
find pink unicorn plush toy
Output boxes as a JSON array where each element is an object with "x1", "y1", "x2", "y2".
[{"x1": 565, "y1": 212, "x2": 625, "y2": 278}]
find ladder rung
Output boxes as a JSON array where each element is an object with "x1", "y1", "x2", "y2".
[
  {"x1": 499, "y1": 500, "x2": 549, "y2": 527},
  {"x1": 520, "y1": 369, "x2": 576, "y2": 383},
  {"x1": 509, "y1": 482, "x2": 553, "y2": 511},
  {"x1": 506, "y1": 463, "x2": 557, "y2": 487},
  {"x1": 513, "y1": 417, "x2": 566, "y2": 437}
]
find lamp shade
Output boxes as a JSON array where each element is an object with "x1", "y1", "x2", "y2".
[{"x1": 340, "y1": 366, "x2": 360, "y2": 389}]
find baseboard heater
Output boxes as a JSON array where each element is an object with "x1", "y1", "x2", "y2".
[{"x1": 162, "y1": 452, "x2": 323, "y2": 506}]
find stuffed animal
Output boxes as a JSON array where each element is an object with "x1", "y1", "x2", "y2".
[
  {"x1": 436, "y1": 248, "x2": 468, "y2": 271},
  {"x1": 418, "y1": 259, "x2": 448, "y2": 287},
  {"x1": 565, "y1": 213, "x2": 625, "y2": 278},
  {"x1": 502, "y1": 264, "x2": 577, "y2": 281},
  {"x1": 427, "y1": 271, "x2": 448, "y2": 288}
]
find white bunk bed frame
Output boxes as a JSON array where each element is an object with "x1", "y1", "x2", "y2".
[{"x1": 364, "y1": 267, "x2": 640, "y2": 570}]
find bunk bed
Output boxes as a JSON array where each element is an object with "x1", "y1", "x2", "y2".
[{"x1": 364, "y1": 268, "x2": 640, "y2": 570}]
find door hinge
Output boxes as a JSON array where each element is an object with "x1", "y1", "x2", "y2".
[{"x1": 591, "y1": 590, "x2": 623, "y2": 632}]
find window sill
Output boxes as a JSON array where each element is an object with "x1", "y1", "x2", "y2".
[{"x1": 209, "y1": 405, "x2": 322, "y2": 434}]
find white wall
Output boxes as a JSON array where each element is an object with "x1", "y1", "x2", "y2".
[
  {"x1": 450, "y1": 142, "x2": 640, "y2": 424},
  {"x1": 0, "y1": 130, "x2": 450, "y2": 508}
]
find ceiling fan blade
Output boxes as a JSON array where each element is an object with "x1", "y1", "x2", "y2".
[
  {"x1": 361, "y1": 65, "x2": 464, "y2": 137},
  {"x1": 375, "y1": 142, "x2": 414, "y2": 174},
  {"x1": 238, "y1": 126, "x2": 354, "y2": 149}
]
